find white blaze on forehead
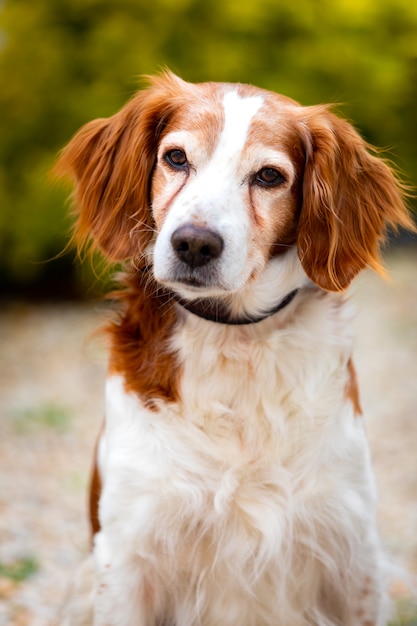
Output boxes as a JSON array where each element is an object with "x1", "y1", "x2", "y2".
[
  {"x1": 153, "y1": 89, "x2": 267, "y2": 297},
  {"x1": 217, "y1": 90, "x2": 264, "y2": 159}
]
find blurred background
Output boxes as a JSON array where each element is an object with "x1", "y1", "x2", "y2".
[{"x1": 0, "y1": 0, "x2": 416, "y2": 624}]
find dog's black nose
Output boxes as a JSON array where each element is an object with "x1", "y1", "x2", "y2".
[{"x1": 171, "y1": 225, "x2": 224, "y2": 268}]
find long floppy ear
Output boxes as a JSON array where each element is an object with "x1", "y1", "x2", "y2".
[
  {"x1": 55, "y1": 72, "x2": 189, "y2": 261},
  {"x1": 297, "y1": 106, "x2": 414, "y2": 291}
]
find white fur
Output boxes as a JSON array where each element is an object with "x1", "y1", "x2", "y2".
[{"x1": 87, "y1": 283, "x2": 387, "y2": 626}]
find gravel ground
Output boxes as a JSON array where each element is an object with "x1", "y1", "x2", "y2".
[{"x1": 0, "y1": 249, "x2": 416, "y2": 625}]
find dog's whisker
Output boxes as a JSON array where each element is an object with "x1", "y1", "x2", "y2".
[{"x1": 270, "y1": 243, "x2": 297, "y2": 249}]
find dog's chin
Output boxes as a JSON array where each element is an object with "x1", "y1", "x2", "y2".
[
  {"x1": 161, "y1": 279, "x2": 235, "y2": 302},
  {"x1": 153, "y1": 263, "x2": 244, "y2": 301},
  {"x1": 159, "y1": 277, "x2": 253, "y2": 324}
]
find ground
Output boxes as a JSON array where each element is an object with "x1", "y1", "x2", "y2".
[{"x1": 0, "y1": 249, "x2": 416, "y2": 625}]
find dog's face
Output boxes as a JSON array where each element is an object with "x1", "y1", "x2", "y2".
[
  {"x1": 151, "y1": 86, "x2": 304, "y2": 300},
  {"x1": 57, "y1": 72, "x2": 410, "y2": 299}
]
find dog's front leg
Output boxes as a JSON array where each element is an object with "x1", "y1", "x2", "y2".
[
  {"x1": 93, "y1": 531, "x2": 157, "y2": 626},
  {"x1": 342, "y1": 530, "x2": 390, "y2": 626}
]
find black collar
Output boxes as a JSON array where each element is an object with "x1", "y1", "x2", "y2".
[{"x1": 175, "y1": 289, "x2": 299, "y2": 325}]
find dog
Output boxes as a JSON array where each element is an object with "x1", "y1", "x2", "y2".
[{"x1": 57, "y1": 71, "x2": 414, "y2": 625}]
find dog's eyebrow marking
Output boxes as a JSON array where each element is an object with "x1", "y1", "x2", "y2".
[{"x1": 217, "y1": 90, "x2": 264, "y2": 160}]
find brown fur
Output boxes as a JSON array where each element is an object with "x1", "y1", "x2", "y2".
[
  {"x1": 345, "y1": 358, "x2": 362, "y2": 417},
  {"x1": 54, "y1": 72, "x2": 194, "y2": 261},
  {"x1": 89, "y1": 441, "x2": 102, "y2": 541},
  {"x1": 297, "y1": 106, "x2": 414, "y2": 291},
  {"x1": 106, "y1": 269, "x2": 180, "y2": 406}
]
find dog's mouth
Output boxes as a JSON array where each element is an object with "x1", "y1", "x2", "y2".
[
  {"x1": 157, "y1": 261, "x2": 236, "y2": 300},
  {"x1": 172, "y1": 274, "x2": 212, "y2": 290}
]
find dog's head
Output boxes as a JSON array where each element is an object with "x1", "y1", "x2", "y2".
[{"x1": 57, "y1": 71, "x2": 412, "y2": 305}]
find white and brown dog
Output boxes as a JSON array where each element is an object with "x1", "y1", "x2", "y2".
[{"x1": 58, "y1": 72, "x2": 414, "y2": 625}]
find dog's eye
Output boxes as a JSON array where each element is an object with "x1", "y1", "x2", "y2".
[
  {"x1": 164, "y1": 149, "x2": 188, "y2": 169},
  {"x1": 254, "y1": 168, "x2": 286, "y2": 187}
]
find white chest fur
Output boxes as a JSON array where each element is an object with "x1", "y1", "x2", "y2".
[{"x1": 94, "y1": 291, "x2": 381, "y2": 625}]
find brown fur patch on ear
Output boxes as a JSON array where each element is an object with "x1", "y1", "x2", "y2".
[
  {"x1": 54, "y1": 71, "x2": 191, "y2": 262},
  {"x1": 297, "y1": 106, "x2": 415, "y2": 291}
]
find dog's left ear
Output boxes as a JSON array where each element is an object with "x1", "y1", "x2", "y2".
[{"x1": 297, "y1": 106, "x2": 414, "y2": 291}]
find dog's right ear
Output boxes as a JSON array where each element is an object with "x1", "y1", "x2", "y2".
[{"x1": 55, "y1": 72, "x2": 188, "y2": 261}]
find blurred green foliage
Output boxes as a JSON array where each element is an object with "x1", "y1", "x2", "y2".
[
  {"x1": 0, "y1": 0, "x2": 416, "y2": 296},
  {"x1": 391, "y1": 599, "x2": 417, "y2": 626},
  {"x1": 12, "y1": 402, "x2": 72, "y2": 433},
  {"x1": 0, "y1": 555, "x2": 39, "y2": 582}
]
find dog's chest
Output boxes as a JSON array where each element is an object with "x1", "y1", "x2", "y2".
[
  {"x1": 103, "y1": 369, "x2": 297, "y2": 585},
  {"x1": 98, "y1": 302, "x2": 377, "y2": 626},
  {"x1": 102, "y1": 311, "x2": 353, "y2": 559}
]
